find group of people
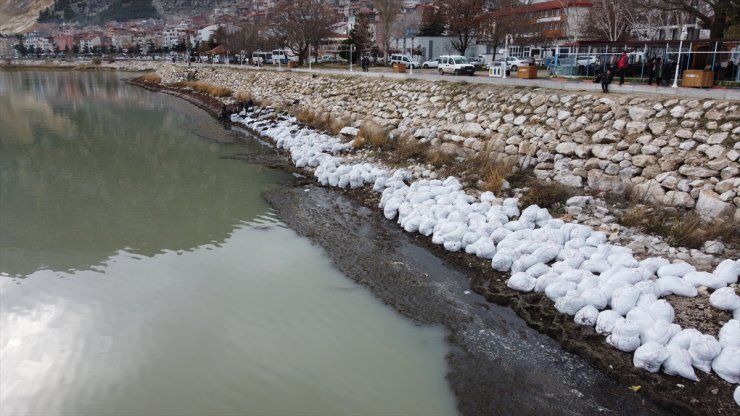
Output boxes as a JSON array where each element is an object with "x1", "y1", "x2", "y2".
[
  {"x1": 596, "y1": 52, "x2": 675, "y2": 93},
  {"x1": 220, "y1": 98, "x2": 254, "y2": 120},
  {"x1": 360, "y1": 55, "x2": 370, "y2": 72}
]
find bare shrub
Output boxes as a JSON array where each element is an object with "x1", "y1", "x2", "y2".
[
  {"x1": 520, "y1": 182, "x2": 573, "y2": 212},
  {"x1": 235, "y1": 90, "x2": 251, "y2": 102},
  {"x1": 424, "y1": 148, "x2": 457, "y2": 168},
  {"x1": 137, "y1": 73, "x2": 161, "y2": 84}
]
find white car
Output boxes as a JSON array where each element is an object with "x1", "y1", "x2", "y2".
[
  {"x1": 438, "y1": 55, "x2": 475, "y2": 75},
  {"x1": 388, "y1": 54, "x2": 420, "y2": 69},
  {"x1": 503, "y1": 56, "x2": 535, "y2": 71},
  {"x1": 422, "y1": 58, "x2": 440, "y2": 68}
]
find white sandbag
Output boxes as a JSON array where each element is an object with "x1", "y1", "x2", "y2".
[
  {"x1": 507, "y1": 272, "x2": 536, "y2": 292},
  {"x1": 734, "y1": 386, "x2": 740, "y2": 407},
  {"x1": 574, "y1": 305, "x2": 599, "y2": 326},
  {"x1": 636, "y1": 293, "x2": 658, "y2": 308},
  {"x1": 607, "y1": 253, "x2": 638, "y2": 268},
  {"x1": 580, "y1": 259, "x2": 610, "y2": 274},
  {"x1": 735, "y1": 308, "x2": 740, "y2": 320},
  {"x1": 683, "y1": 271, "x2": 726, "y2": 290},
  {"x1": 534, "y1": 272, "x2": 560, "y2": 293},
  {"x1": 581, "y1": 288, "x2": 608, "y2": 310},
  {"x1": 474, "y1": 239, "x2": 496, "y2": 259},
  {"x1": 635, "y1": 280, "x2": 661, "y2": 297},
  {"x1": 610, "y1": 285, "x2": 642, "y2": 316},
  {"x1": 719, "y1": 319, "x2": 740, "y2": 348},
  {"x1": 585, "y1": 232, "x2": 607, "y2": 246},
  {"x1": 714, "y1": 259, "x2": 740, "y2": 285},
  {"x1": 555, "y1": 291, "x2": 587, "y2": 315},
  {"x1": 709, "y1": 287, "x2": 740, "y2": 311},
  {"x1": 657, "y1": 262, "x2": 696, "y2": 278},
  {"x1": 526, "y1": 262, "x2": 551, "y2": 278},
  {"x1": 490, "y1": 228, "x2": 512, "y2": 244},
  {"x1": 596, "y1": 310, "x2": 624, "y2": 335},
  {"x1": 545, "y1": 281, "x2": 577, "y2": 302},
  {"x1": 648, "y1": 300, "x2": 675, "y2": 324},
  {"x1": 668, "y1": 328, "x2": 703, "y2": 349},
  {"x1": 711, "y1": 346, "x2": 740, "y2": 383},
  {"x1": 639, "y1": 257, "x2": 671, "y2": 274},
  {"x1": 511, "y1": 255, "x2": 539, "y2": 274},
  {"x1": 642, "y1": 320, "x2": 681, "y2": 346},
  {"x1": 634, "y1": 341, "x2": 670, "y2": 373},
  {"x1": 688, "y1": 335, "x2": 722, "y2": 374},
  {"x1": 656, "y1": 276, "x2": 698, "y2": 297},
  {"x1": 662, "y1": 345, "x2": 699, "y2": 381},
  {"x1": 491, "y1": 248, "x2": 516, "y2": 272},
  {"x1": 607, "y1": 320, "x2": 641, "y2": 352},
  {"x1": 577, "y1": 276, "x2": 600, "y2": 293},
  {"x1": 626, "y1": 307, "x2": 656, "y2": 332},
  {"x1": 561, "y1": 269, "x2": 587, "y2": 283},
  {"x1": 531, "y1": 244, "x2": 561, "y2": 264}
]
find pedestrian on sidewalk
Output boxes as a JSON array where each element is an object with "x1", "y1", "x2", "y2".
[
  {"x1": 654, "y1": 57, "x2": 663, "y2": 86},
  {"x1": 601, "y1": 67, "x2": 614, "y2": 93},
  {"x1": 617, "y1": 52, "x2": 628, "y2": 86},
  {"x1": 647, "y1": 58, "x2": 656, "y2": 85}
]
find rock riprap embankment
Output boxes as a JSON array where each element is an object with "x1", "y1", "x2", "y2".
[
  {"x1": 156, "y1": 64, "x2": 740, "y2": 221},
  {"x1": 229, "y1": 105, "x2": 739, "y2": 408}
]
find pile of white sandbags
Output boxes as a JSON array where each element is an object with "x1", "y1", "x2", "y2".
[{"x1": 231, "y1": 107, "x2": 740, "y2": 407}]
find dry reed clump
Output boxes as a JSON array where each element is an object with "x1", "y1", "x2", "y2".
[
  {"x1": 619, "y1": 206, "x2": 739, "y2": 249},
  {"x1": 169, "y1": 80, "x2": 232, "y2": 97},
  {"x1": 388, "y1": 136, "x2": 429, "y2": 162},
  {"x1": 456, "y1": 153, "x2": 517, "y2": 193},
  {"x1": 358, "y1": 122, "x2": 390, "y2": 148},
  {"x1": 330, "y1": 117, "x2": 351, "y2": 136},
  {"x1": 137, "y1": 72, "x2": 161, "y2": 84},
  {"x1": 423, "y1": 148, "x2": 457, "y2": 168},
  {"x1": 235, "y1": 90, "x2": 251, "y2": 102},
  {"x1": 520, "y1": 182, "x2": 573, "y2": 213}
]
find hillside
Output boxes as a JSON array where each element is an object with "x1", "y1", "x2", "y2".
[{"x1": 0, "y1": 0, "x2": 55, "y2": 33}]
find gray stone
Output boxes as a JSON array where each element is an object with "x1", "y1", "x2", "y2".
[
  {"x1": 566, "y1": 195, "x2": 593, "y2": 207},
  {"x1": 587, "y1": 170, "x2": 631, "y2": 194},
  {"x1": 628, "y1": 106, "x2": 653, "y2": 121},
  {"x1": 707, "y1": 132, "x2": 728, "y2": 144},
  {"x1": 557, "y1": 110, "x2": 572, "y2": 121},
  {"x1": 670, "y1": 106, "x2": 686, "y2": 118},
  {"x1": 678, "y1": 140, "x2": 696, "y2": 151},
  {"x1": 678, "y1": 165, "x2": 718, "y2": 178},
  {"x1": 591, "y1": 144, "x2": 613, "y2": 159},
  {"x1": 727, "y1": 149, "x2": 739, "y2": 162},
  {"x1": 632, "y1": 155, "x2": 657, "y2": 167},
  {"x1": 704, "y1": 144, "x2": 725, "y2": 159},
  {"x1": 554, "y1": 173, "x2": 583, "y2": 187},
  {"x1": 626, "y1": 121, "x2": 647, "y2": 134},
  {"x1": 703, "y1": 240, "x2": 725, "y2": 255},
  {"x1": 648, "y1": 121, "x2": 667, "y2": 135},
  {"x1": 632, "y1": 179, "x2": 664, "y2": 203},
  {"x1": 461, "y1": 123, "x2": 484, "y2": 137},
  {"x1": 675, "y1": 129, "x2": 693, "y2": 139},
  {"x1": 663, "y1": 191, "x2": 694, "y2": 208},
  {"x1": 696, "y1": 189, "x2": 732, "y2": 220}
]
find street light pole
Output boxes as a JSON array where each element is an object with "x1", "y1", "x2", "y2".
[
  {"x1": 672, "y1": 26, "x2": 687, "y2": 88},
  {"x1": 309, "y1": 44, "x2": 312, "y2": 70},
  {"x1": 410, "y1": 37, "x2": 414, "y2": 75},
  {"x1": 349, "y1": 44, "x2": 354, "y2": 72},
  {"x1": 503, "y1": 35, "x2": 509, "y2": 79}
]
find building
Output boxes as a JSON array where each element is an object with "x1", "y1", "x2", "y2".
[
  {"x1": 489, "y1": 0, "x2": 592, "y2": 61},
  {"x1": 0, "y1": 35, "x2": 19, "y2": 58}
]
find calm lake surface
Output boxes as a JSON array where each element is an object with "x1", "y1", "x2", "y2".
[{"x1": 0, "y1": 71, "x2": 457, "y2": 416}]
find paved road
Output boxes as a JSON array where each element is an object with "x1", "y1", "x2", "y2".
[{"x1": 188, "y1": 62, "x2": 740, "y2": 100}]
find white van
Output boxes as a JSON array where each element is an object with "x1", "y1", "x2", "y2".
[
  {"x1": 438, "y1": 55, "x2": 475, "y2": 75},
  {"x1": 388, "y1": 54, "x2": 419, "y2": 69}
]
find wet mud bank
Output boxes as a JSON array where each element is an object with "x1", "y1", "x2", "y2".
[
  {"x1": 263, "y1": 183, "x2": 667, "y2": 416},
  {"x1": 137, "y1": 80, "x2": 735, "y2": 416}
]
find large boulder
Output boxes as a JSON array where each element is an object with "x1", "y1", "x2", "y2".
[
  {"x1": 587, "y1": 170, "x2": 631, "y2": 194},
  {"x1": 695, "y1": 189, "x2": 732, "y2": 220}
]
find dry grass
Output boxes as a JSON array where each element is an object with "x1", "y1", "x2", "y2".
[
  {"x1": 423, "y1": 147, "x2": 457, "y2": 168},
  {"x1": 330, "y1": 117, "x2": 351, "y2": 136},
  {"x1": 520, "y1": 182, "x2": 573, "y2": 212},
  {"x1": 456, "y1": 153, "x2": 517, "y2": 194},
  {"x1": 358, "y1": 122, "x2": 390, "y2": 148},
  {"x1": 619, "y1": 206, "x2": 739, "y2": 249},
  {"x1": 169, "y1": 80, "x2": 232, "y2": 97},
  {"x1": 352, "y1": 136, "x2": 367, "y2": 149},
  {"x1": 137, "y1": 72, "x2": 161, "y2": 84},
  {"x1": 235, "y1": 90, "x2": 251, "y2": 102},
  {"x1": 388, "y1": 137, "x2": 429, "y2": 162}
]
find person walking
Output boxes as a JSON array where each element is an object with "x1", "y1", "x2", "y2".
[
  {"x1": 647, "y1": 58, "x2": 655, "y2": 85},
  {"x1": 654, "y1": 57, "x2": 663, "y2": 86},
  {"x1": 617, "y1": 51, "x2": 628, "y2": 85}
]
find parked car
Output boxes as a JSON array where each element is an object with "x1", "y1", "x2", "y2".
[
  {"x1": 469, "y1": 55, "x2": 486, "y2": 68},
  {"x1": 318, "y1": 54, "x2": 339, "y2": 63},
  {"x1": 503, "y1": 56, "x2": 535, "y2": 72},
  {"x1": 438, "y1": 55, "x2": 475, "y2": 75},
  {"x1": 576, "y1": 55, "x2": 598, "y2": 66},
  {"x1": 388, "y1": 53, "x2": 420, "y2": 69},
  {"x1": 422, "y1": 57, "x2": 440, "y2": 68}
]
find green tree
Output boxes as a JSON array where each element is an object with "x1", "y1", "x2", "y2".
[
  {"x1": 418, "y1": 4, "x2": 446, "y2": 36},
  {"x1": 348, "y1": 13, "x2": 374, "y2": 56}
]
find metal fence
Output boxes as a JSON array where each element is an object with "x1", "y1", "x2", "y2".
[{"x1": 549, "y1": 40, "x2": 740, "y2": 84}]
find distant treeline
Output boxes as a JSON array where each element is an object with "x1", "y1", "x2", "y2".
[{"x1": 38, "y1": 0, "x2": 159, "y2": 24}]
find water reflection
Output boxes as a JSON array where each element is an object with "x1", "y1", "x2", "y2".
[{"x1": 0, "y1": 71, "x2": 287, "y2": 276}]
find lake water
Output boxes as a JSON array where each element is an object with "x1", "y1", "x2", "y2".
[{"x1": 0, "y1": 71, "x2": 457, "y2": 416}]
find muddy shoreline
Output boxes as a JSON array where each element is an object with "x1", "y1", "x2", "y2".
[{"x1": 134, "y1": 79, "x2": 735, "y2": 416}]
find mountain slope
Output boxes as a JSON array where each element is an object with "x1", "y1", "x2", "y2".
[{"x1": 0, "y1": 0, "x2": 55, "y2": 33}]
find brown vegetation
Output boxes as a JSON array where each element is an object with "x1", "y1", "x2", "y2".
[
  {"x1": 137, "y1": 73, "x2": 161, "y2": 84},
  {"x1": 520, "y1": 182, "x2": 574, "y2": 214},
  {"x1": 169, "y1": 80, "x2": 232, "y2": 97},
  {"x1": 619, "y1": 206, "x2": 739, "y2": 249}
]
